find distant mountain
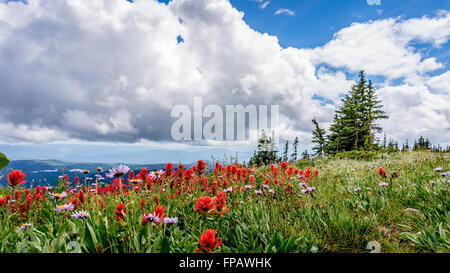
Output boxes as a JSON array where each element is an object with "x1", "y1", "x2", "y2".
[{"x1": 0, "y1": 159, "x2": 196, "y2": 187}]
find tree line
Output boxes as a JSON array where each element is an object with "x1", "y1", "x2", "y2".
[{"x1": 248, "y1": 71, "x2": 448, "y2": 166}]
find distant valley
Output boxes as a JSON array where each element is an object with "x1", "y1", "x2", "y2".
[{"x1": 0, "y1": 159, "x2": 195, "y2": 187}]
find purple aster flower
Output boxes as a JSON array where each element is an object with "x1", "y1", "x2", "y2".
[
  {"x1": 224, "y1": 187, "x2": 233, "y2": 193},
  {"x1": 430, "y1": 180, "x2": 435, "y2": 186},
  {"x1": 299, "y1": 182, "x2": 307, "y2": 188},
  {"x1": 254, "y1": 190, "x2": 263, "y2": 195},
  {"x1": 143, "y1": 213, "x2": 161, "y2": 225},
  {"x1": 149, "y1": 170, "x2": 165, "y2": 179},
  {"x1": 298, "y1": 194, "x2": 303, "y2": 198},
  {"x1": 50, "y1": 191, "x2": 68, "y2": 199},
  {"x1": 71, "y1": 210, "x2": 90, "y2": 220},
  {"x1": 163, "y1": 217, "x2": 179, "y2": 224},
  {"x1": 268, "y1": 189, "x2": 275, "y2": 194},
  {"x1": 263, "y1": 184, "x2": 269, "y2": 189},
  {"x1": 244, "y1": 185, "x2": 252, "y2": 190},
  {"x1": 354, "y1": 187, "x2": 361, "y2": 192},
  {"x1": 55, "y1": 203, "x2": 75, "y2": 212},
  {"x1": 301, "y1": 187, "x2": 315, "y2": 194},
  {"x1": 18, "y1": 223, "x2": 31, "y2": 231},
  {"x1": 378, "y1": 182, "x2": 388, "y2": 187},
  {"x1": 440, "y1": 172, "x2": 447, "y2": 177},
  {"x1": 86, "y1": 177, "x2": 93, "y2": 181},
  {"x1": 434, "y1": 167, "x2": 443, "y2": 172},
  {"x1": 106, "y1": 164, "x2": 130, "y2": 178}
]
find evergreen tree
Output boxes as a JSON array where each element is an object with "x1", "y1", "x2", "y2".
[
  {"x1": 403, "y1": 139, "x2": 409, "y2": 152},
  {"x1": 248, "y1": 130, "x2": 279, "y2": 166},
  {"x1": 362, "y1": 80, "x2": 389, "y2": 150},
  {"x1": 311, "y1": 119, "x2": 326, "y2": 157},
  {"x1": 326, "y1": 71, "x2": 388, "y2": 153},
  {"x1": 301, "y1": 149, "x2": 309, "y2": 160},
  {"x1": 283, "y1": 140, "x2": 289, "y2": 161},
  {"x1": 413, "y1": 136, "x2": 432, "y2": 151},
  {"x1": 291, "y1": 137, "x2": 299, "y2": 161}
]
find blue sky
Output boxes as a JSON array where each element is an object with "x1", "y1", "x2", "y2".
[
  {"x1": 230, "y1": 0, "x2": 450, "y2": 76},
  {"x1": 0, "y1": 0, "x2": 449, "y2": 164}
]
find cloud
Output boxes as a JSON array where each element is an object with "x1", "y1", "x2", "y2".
[
  {"x1": 378, "y1": 83, "x2": 450, "y2": 143},
  {"x1": 274, "y1": 8, "x2": 295, "y2": 16},
  {"x1": 427, "y1": 71, "x2": 450, "y2": 94},
  {"x1": 260, "y1": 1, "x2": 270, "y2": 10},
  {"x1": 367, "y1": 0, "x2": 381, "y2": 6},
  {"x1": 307, "y1": 13, "x2": 450, "y2": 81},
  {"x1": 0, "y1": 0, "x2": 448, "y2": 148}
]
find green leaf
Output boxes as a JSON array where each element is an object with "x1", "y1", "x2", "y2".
[
  {"x1": 0, "y1": 152, "x2": 9, "y2": 171},
  {"x1": 160, "y1": 237, "x2": 170, "y2": 253},
  {"x1": 237, "y1": 244, "x2": 247, "y2": 253}
]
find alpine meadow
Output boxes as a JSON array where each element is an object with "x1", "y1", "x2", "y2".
[{"x1": 0, "y1": 0, "x2": 449, "y2": 258}]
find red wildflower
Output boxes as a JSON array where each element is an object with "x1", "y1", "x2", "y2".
[
  {"x1": 14, "y1": 190, "x2": 21, "y2": 200},
  {"x1": 26, "y1": 194, "x2": 33, "y2": 208},
  {"x1": 19, "y1": 203, "x2": 26, "y2": 213},
  {"x1": 165, "y1": 162, "x2": 174, "y2": 177},
  {"x1": 154, "y1": 205, "x2": 166, "y2": 222},
  {"x1": 78, "y1": 190, "x2": 85, "y2": 203},
  {"x1": 184, "y1": 169, "x2": 194, "y2": 181},
  {"x1": 136, "y1": 168, "x2": 148, "y2": 180},
  {"x1": 194, "y1": 196, "x2": 215, "y2": 215},
  {"x1": 129, "y1": 170, "x2": 135, "y2": 180},
  {"x1": 177, "y1": 163, "x2": 184, "y2": 178},
  {"x1": 377, "y1": 167, "x2": 387, "y2": 178},
  {"x1": 7, "y1": 170, "x2": 27, "y2": 187},
  {"x1": 214, "y1": 191, "x2": 229, "y2": 213},
  {"x1": 71, "y1": 198, "x2": 80, "y2": 209},
  {"x1": 196, "y1": 160, "x2": 206, "y2": 175},
  {"x1": 230, "y1": 165, "x2": 238, "y2": 175},
  {"x1": 115, "y1": 203, "x2": 126, "y2": 221},
  {"x1": 195, "y1": 229, "x2": 222, "y2": 253}
]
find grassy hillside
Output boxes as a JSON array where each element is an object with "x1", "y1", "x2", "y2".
[{"x1": 0, "y1": 151, "x2": 448, "y2": 253}]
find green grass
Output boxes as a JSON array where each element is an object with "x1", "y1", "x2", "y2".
[{"x1": 0, "y1": 151, "x2": 448, "y2": 253}]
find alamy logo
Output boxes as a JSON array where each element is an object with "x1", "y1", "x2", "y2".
[
  {"x1": 367, "y1": 0, "x2": 381, "y2": 5},
  {"x1": 170, "y1": 97, "x2": 279, "y2": 144}
]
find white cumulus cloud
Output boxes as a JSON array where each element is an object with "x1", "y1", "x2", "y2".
[{"x1": 0, "y1": 0, "x2": 448, "y2": 147}]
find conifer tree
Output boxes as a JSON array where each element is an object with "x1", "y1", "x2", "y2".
[
  {"x1": 248, "y1": 130, "x2": 279, "y2": 166},
  {"x1": 311, "y1": 119, "x2": 326, "y2": 156},
  {"x1": 362, "y1": 80, "x2": 389, "y2": 150},
  {"x1": 302, "y1": 149, "x2": 309, "y2": 160},
  {"x1": 283, "y1": 140, "x2": 289, "y2": 161},
  {"x1": 291, "y1": 137, "x2": 299, "y2": 161},
  {"x1": 326, "y1": 71, "x2": 388, "y2": 153}
]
